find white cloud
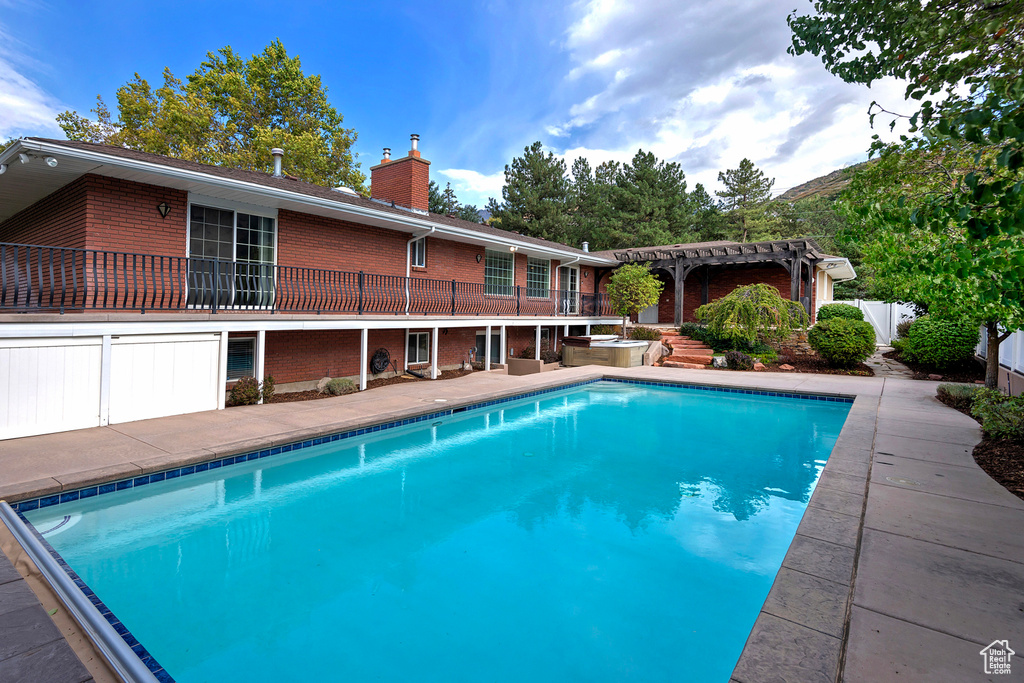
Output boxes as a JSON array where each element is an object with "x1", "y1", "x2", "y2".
[
  {"x1": 0, "y1": 23, "x2": 64, "y2": 140},
  {"x1": 436, "y1": 168, "x2": 507, "y2": 206}
]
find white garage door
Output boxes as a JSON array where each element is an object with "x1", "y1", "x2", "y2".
[
  {"x1": 0, "y1": 337, "x2": 103, "y2": 440},
  {"x1": 108, "y1": 333, "x2": 221, "y2": 424}
]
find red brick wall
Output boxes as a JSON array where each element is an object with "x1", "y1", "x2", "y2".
[
  {"x1": 0, "y1": 176, "x2": 89, "y2": 248},
  {"x1": 84, "y1": 176, "x2": 188, "y2": 255},
  {"x1": 369, "y1": 157, "x2": 430, "y2": 211}
]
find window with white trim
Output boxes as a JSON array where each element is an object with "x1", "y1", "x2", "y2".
[
  {"x1": 526, "y1": 257, "x2": 550, "y2": 298},
  {"x1": 407, "y1": 332, "x2": 430, "y2": 364},
  {"x1": 227, "y1": 338, "x2": 255, "y2": 380},
  {"x1": 485, "y1": 249, "x2": 514, "y2": 296},
  {"x1": 410, "y1": 237, "x2": 426, "y2": 268}
]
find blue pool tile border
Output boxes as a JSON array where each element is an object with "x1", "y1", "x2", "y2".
[
  {"x1": 8, "y1": 375, "x2": 853, "y2": 682},
  {"x1": 11, "y1": 378, "x2": 852, "y2": 516},
  {"x1": 13, "y1": 507, "x2": 177, "y2": 683}
]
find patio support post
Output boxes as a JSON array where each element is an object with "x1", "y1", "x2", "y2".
[
  {"x1": 790, "y1": 258, "x2": 801, "y2": 302},
  {"x1": 701, "y1": 266, "x2": 709, "y2": 305},
  {"x1": 484, "y1": 325, "x2": 492, "y2": 371},
  {"x1": 585, "y1": 324, "x2": 591, "y2": 335},
  {"x1": 535, "y1": 325, "x2": 541, "y2": 360},
  {"x1": 217, "y1": 330, "x2": 228, "y2": 410},
  {"x1": 359, "y1": 328, "x2": 368, "y2": 391},
  {"x1": 673, "y1": 259, "x2": 685, "y2": 327},
  {"x1": 255, "y1": 330, "x2": 266, "y2": 404},
  {"x1": 499, "y1": 325, "x2": 507, "y2": 365},
  {"x1": 99, "y1": 335, "x2": 112, "y2": 426},
  {"x1": 404, "y1": 328, "x2": 410, "y2": 371},
  {"x1": 804, "y1": 259, "x2": 814, "y2": 315},
  {"x1": 431, "y1": 327, "x2": 439, "y2": 379}
]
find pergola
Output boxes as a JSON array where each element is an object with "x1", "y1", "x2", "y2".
[{"x1": 610, "y1": 238, "x2": 826, "y2": 326}]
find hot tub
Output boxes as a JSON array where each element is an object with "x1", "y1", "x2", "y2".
[{"x1": 561, "y1": 337, "x2": 649, "y2": 367}]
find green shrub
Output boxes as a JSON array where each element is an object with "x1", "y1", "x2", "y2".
[
  {"x1": 817, "y1": 303, "x2": 864, "y2": 322},
  {"x1": 678, "y1": 322, "x2": 703, "y2": 338},
  {"x1": 895, "y1": 317, "x2": 914, "y2": 340},
  {"x1": 325, "y1": 378, "x2": 358, "y2": 396},
  {"x1": 891, "y1": 338, "x2": 908, "y2": 354},
  {"x1": 936, "y1": 383, "x2": 981, "y2": 412},
  {"x1": 903, "y1": 316, "x2": 979, "y2": 369},
  {"x1": 227, "y1": 376, "x2": 261, "y2": 406},
  {"x1": 695, "y1": 283, "x2": 807, "y2": 345},
  {"x1": 971, "y1": 389, "x2": 1024, "y2": 440},
  {"x1": 754, "y1": 346, "x2": 779, "y2": 364},
  {"x1": 808, "y1": 318, "x2": 876, "y2": 367},
  {"x1": 629, "y1": 325, "x2": 662, "y2": 341},
  {"x1": 590, "y1": 324, "x2": 620, "y2": 335},
  {"x1": 261, "y1": 376, "x2": 275, "y2": 403},
  {"x1": 725, "y1": 350, "x2": 754, "y2": 370},
  {"x1": 518, "y1": 345, "x2": 562, "y2": 363}
]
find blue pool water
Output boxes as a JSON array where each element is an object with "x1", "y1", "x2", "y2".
[{"x1": 26, "y1": 381, "x2": 849, "y2": 682}]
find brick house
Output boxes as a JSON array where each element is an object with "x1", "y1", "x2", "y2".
[{"x1": 0, "y1": 136, "x2": 852, "y2": 439}]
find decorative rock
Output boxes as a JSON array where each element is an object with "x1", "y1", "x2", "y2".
[
  {"x1": 316, "y1": 376, "x2": 332, "y2": 392},
  {"x1": 712, "y1": 356, "x2": 728, "y2": 368},
  {"x1": 779, "y1": 364, "x2": 795, "y2": 371},
  {"x1": 928, "y1": 373, "x2": 943, "y2": 380},
  {"x1": 753, "y1": 362, "x2": 766, "y2": 371}
]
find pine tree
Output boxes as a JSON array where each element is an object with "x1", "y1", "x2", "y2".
[
  {"x1": 716, "y1": 159, "x2": 775, "y2": 242},
  {"x1": 487, "y1": 142, "x2": 572, "y2": 242}
]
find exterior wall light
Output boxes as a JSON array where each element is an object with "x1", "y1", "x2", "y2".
[
  {"x1": 18, "y1": 153, "x2": 30, "y2": 164},
  {"x1": 509, "y1": 246, "x2": 517, "y2": 252},
  {"x1": 44, "y1": 156, "x2": 58, "y2": 168},
  {"x1": 0, "y1": 164, "x2": 6, "y2": 175},
  {"x1": 476, "y1": 254, "x2": 482, "y2": 263},
  {"x1": 157, "y1": 202, "x2": 172, "y2": 218}
]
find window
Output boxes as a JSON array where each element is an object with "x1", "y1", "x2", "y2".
[
  {"x1": 187, "y1": 203, "x2": 276, "y2": 307},
  {"x1": 227, "y1": 338, "x2": 255, "y2": 381},
  {"x1": 407, "y1": 332, "x2": 430, "y2": 364},
  {"x1": 540, "y1": 327, "x2": 551, "y2": 350},
  {"x1": 410, "y1": 238, "x2": 426, "y2": 268},
  {"x1": 526, "y1": 258, "x2": 550, "y2": 298},
  {"x1": 475, "y1": 331, "x2": 501, "y2": 363},
  {"x1": 485, "y1": 249, "x2": 514, "y2": 296}
]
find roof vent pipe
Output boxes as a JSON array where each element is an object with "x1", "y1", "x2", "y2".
[
  {"x1": 382, "y1": 147, "x2": 391, "y2": 162},
  {"x1": 271, "y1": 148, "x2": 284, "y2": 177},
  {"x1": 410, "y1": 134, "x2": 419, "y2": 152},
  {"x1": 582, "y1": 241, "x2": 589, "y2": 252}
]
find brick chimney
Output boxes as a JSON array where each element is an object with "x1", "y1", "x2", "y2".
[{"x1": 370, "y1": 134, "x2": 430, "y2": 211}]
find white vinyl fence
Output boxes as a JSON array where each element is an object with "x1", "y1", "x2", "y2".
[
  {"x1": 977, "y1": 328, "x2": 1024, "y2": 376},
  {"x1": 817, "y1": 300, "x2": 917, "y2": 345}
]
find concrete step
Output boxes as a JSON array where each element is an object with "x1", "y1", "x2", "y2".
[
  {"x1": 662, "y1": 360, "x2": 708, "y2": 369},
  {"x1": 665, "y1": 353, "x2": 715, "y2": 364}
]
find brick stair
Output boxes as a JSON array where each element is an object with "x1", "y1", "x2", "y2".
[{"x1": 658, "y1": 333, "x2": 714, "y2": 369}]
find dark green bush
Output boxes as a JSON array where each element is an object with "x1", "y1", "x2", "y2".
[
  {"x1": 261, "y1": 376, "x2": 275, "y2": 403},
  {"x1": 903, "y1": 316, "x2": 979, "y2": 369},
  {"x1": 590, "y1": 324, "x2": 620, "y2": 335},
  {"x1": 227, "y1": 377, "x2": 261, "y2": 406},
  {"x1": 971, "y1": 389, "x2": 1024, "y2": 440},
  {"x1": 519, "y1": 345, "x2": 562, "y2": 363},
  {"x1": 936, "y1": 383, "x2": 981, "y2": 412},
  {"x1": 629, "y1": 325, "x2": 662, "y2": 341},
  {"x1": 326, "y1": 378, "x2": 358, "y2": 396},
  {"x1": 680, "y1": 321, "x2": 778, "y2": 360},
  {"x1": 808, "y1": 319, "x2": 876, "y2": 367},
  {"x1": 678, "y1": 322, "x2": 703, "y2": 338},
  {"x1": 754, "y1": 346, "x2": 779, "y2": 364},
  {"x1": 817, "y1": 303, "x2": 864, "y2": 322},
  {"x1": 895, "y1": 317, "x2": 914, "y2": 340},
  {"x1": 891, "y1": 338, "x2": 908, "y2": 354},
  {"x1": 725, "y1": 350, "x2": 754, "y2": 370}
]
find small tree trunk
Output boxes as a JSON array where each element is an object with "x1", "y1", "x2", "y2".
[{"x1": 985, "y1": 321, "x2": 1000, "y2": 390}]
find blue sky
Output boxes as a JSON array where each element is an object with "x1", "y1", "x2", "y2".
[{"x1": 1, "y1": 0, "x2": 909, "y2": 208}]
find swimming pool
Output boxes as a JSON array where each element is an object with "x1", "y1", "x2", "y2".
[{"x1": 23, "y1": 380, "x2": 850, "y2": 682}]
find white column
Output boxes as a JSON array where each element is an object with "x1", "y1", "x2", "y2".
[
  {"x1": 99, "y1": 335, "x2": 112, "y2": 426},
  {"x1": 563, "y1": 324, "x2": 569, "y2": 336},
  {"x1": 431, "y1": 327, "x2": 439, "y2": 379},
  {"x1": 484, "y1": 325, "x2": 492, "y2": 371},
  {"x1": 217, "y1": 331, "x2": 229, "y2": 410},
  {"x1": 500, "y1": 326, "x2": 507, "y2": 364},
  {"x1": 255, "y1": 329, "x2": 266, "y2": 404},
  {"x1": 359, "y1": 328, "x2": 368, "y2": 391},
  {"x1": 585, "y1": 324, "x2": 591, "y2": 336},
  {"x1": 404, "y1": 328, "x2": 410, "y2": 371},
  {"x1": 535, "y1": 325, "x2": 542, "y2": 360}
]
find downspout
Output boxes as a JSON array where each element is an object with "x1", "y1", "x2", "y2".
[
  {"x1": 406, "y1": 227, "x2": 436, "y2": 314},
  {"x1": 559, "y1": 255, "x2": 583, "y2": 316}
]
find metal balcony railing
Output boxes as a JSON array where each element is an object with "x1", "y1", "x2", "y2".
[{"x1": 0, "y1": 242, "x2": 613, "y2": 317}]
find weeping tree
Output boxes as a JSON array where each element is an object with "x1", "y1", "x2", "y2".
[
  {"x1": 606, "y1": 264, "x2": 664, "y2": 336},
  {"x1": 695, "y1": 284, "x2": 808, "y2": 346}
]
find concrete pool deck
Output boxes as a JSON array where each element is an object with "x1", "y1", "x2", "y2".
[{"x1": 1, "y1": 365, "x2": 1022, "y2": 682}]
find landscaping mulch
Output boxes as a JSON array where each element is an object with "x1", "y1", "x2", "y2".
[
  {"x1": 883, "y1": 350, "x2": 985, "y2": 383},
  {"x1": 936, "y1": 392, "x2": 1024, "y2": 502},
  {"x1": 768, "y1": 355, "x2": 874, "y2": 377},
  {"x1": 263, "y1": 368, "x2": 476, "y2": 404}
]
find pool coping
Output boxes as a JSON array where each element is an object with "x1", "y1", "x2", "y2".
[{"x1": 2, "y1": 365, "x2": 1017, "y2": 682}]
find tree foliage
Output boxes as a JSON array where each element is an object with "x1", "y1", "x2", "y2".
[
  {"x1": 486, "y1": 141, "x2": 572, "y2": 242},
  {"x1": 429, "y1": 181, "x2": 481, "y2": 222},
  {"x1": 694, "y1": 283, "x2": 808, "y2": 346},
  {"x1": 57, "y1": 40, "x2": 364, "y2": 189},
  {"x1": 791, "y1": 0, "x2": 1024, "y2": 387},
  {"x1": 606, "y1": 263, "x2": 664, "y2": 332},
  {"x1": 716, "y1": 158, "x2": 779, "y2": 242}
]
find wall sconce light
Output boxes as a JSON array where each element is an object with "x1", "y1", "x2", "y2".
[
  {"x1": 476, "y1": 253, "x2": 482, "y2": 263},
  {"x1": 18, "y1": 153, "x2": 30, "y2": 164},
  {"x1": 157, "y1": 202, "x2": 172, "y2": 218},
  {"x1": 583, "y1": 271, "x2": 589, "y2": 278},
  {"x1": 509, "y1": 246, "x2": 518, "y2": 253},
  {"x1": 0, "y1": 164, "x2": 7, "y2": 175},
  {"x1": 44, "y1": 156, "x2": 58, "y2": 168}
]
